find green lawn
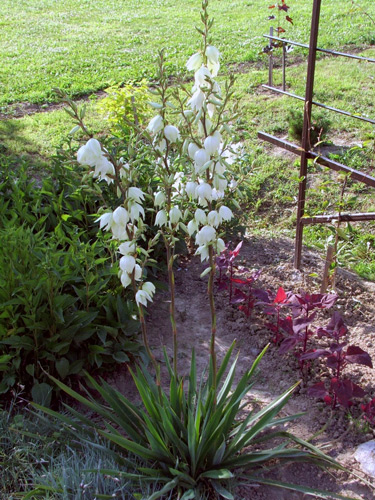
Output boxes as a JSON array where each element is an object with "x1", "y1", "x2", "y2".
[{"x1": 1, "y1": 0, "x2": 374, "y2": 107}]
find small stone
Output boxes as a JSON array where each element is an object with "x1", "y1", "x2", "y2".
[{"x1": 354, "y1": 440, "x2": 375, "y2": 477}]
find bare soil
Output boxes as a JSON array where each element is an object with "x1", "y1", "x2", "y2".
[{"x1": 110, "y1": 235, "x2": 375, "y2": 499}]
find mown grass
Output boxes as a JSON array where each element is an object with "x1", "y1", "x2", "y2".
[{"x1": 1, "y1": 0, "x2": 374, "y2": 107}]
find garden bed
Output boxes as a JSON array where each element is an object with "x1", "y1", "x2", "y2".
[{"x1": 109, "y1": 235, "x2": 375, "y2": 499}]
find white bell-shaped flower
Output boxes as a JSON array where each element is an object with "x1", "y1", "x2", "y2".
[
  {"x1": 119, "y1": 255, "x2": 136, "y2": 274},
  {"x1": 96, "y1": 212, "x2": 113, "y2": 231},
  {"x1": 186, "y1": 52, "x2": 203, "y2": 71},
  {"x1": 111, "y1": 222, "x2": 128, "y2": 241},
  {"x1": 119, "y1": 241, "x2": 136, "y2": 255},
  {"x1": 195, "y1": 208, "x2": 207, "y2": 225},
  {"x1": 196, "y1": 182, "x2": 212, "y2": 202},
  {"x1": 188, "y1": 142, "x2": 200, "y2": 160},
  {"x1": 120, "y1": 271, "x2": 132, "y2": 289},
  {"x1": 129, "y1": 202, "x2": 145, "y2": 222},
  {"x1": 155, "y1": 209, "x2": 168, "y2": 227},
  {"x1": 77, "y1": 138, "x2": 103, "y2": 167},
  {"x1": 204, "y1": 131, "x2": 221, "y2": 156},
  {"x1": 211, "y1": 188, "x2": 225, "y2": 200},
  {"x1": 206, "y1": 45, "x2": 220, "y2": 77},
  {"x1": 188, "y1": 88, "x2": 205, "y2": 111},
  {"x1": 164, "y1": 125, "x2": 180, "y2": 143},
  {"x1": 216, "y1": 238, "x2": 226, "y2": 254},
  {"x1": 142, "y1": 281, "x2": 156, "y2": 298},
  {"x1": 219, "y1": 205, "x2": 233, "y2": 222},
  {"x1": 134, "y1": 264, "x2": 142, "y2": 281},
  {"x1": 154, "y1": 138, "x2": 167, "y2": 153},
  {"x1": 185, "y1": 181, "x2": 198, "y2": 198},
  {"x1": 195, "y1": 244, "x2": 210, "y2": 262},
  {"x1": 196, "y1": 225, "x2": 216, "y2": 246},
  {"x1": 187, "y1": 219, "x2": 198, "y2": 236},
  {"x1": 147, "y1": 114, "x2": 164, "y2": 134},
  {"x1": 154, "y1": 191, "x2": 166, "y2": 207},
  {"x1": 128, "y1": 187, "x2": 145, "y2": 203},
  {"x1": 169, "y1": 206, "x2": 182, "y2": 224},
  {"x1": 207, "y1": 210, "x2": 221, "y2": 228},
  {"x1": 194, "y1": 66, "x2": 212, "y2": 88},
  {"x1": 136, "y1": 289, "x2": 152, "y2": 307},
  {"x1": 113, "y1": 206, "x2": 129, "y2": 226},
  {"x1": 213, "y1": 175, "x2": 228, "y2": 192},
  {"x1": 194, "y1": 148, "x2": 210, "y2": 168}
]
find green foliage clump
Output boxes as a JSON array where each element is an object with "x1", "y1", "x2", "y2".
[
  {"x1": 0, "y1": 153, "x2": 141, "y2": 403},
  {"x1": 288, "y1": 108, "x2": 331, "y2": 146},
  {"x1": 98, "y1": 80, "x2": 150, "y2": 134}
]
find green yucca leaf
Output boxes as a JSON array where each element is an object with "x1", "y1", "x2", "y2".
[
  {"x1": 200, "y1": 469, "x2": 234, "y2": 479},
  {"x1": 211, "y1": 480, "x2": 234, "y2": 500},
  {"x1": 146, "y1": 477, "x2": 179, "y2": 500},
  {"x1": 216, "y1": 341, "x2": 236, "y2": 384},
  {"x1": 244, "y1": 476, "x2": 358, "y2": 500}
]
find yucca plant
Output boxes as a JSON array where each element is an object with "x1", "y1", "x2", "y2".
[{"x1": 35, "y1": 342, "x2": 355, "y2": 500}]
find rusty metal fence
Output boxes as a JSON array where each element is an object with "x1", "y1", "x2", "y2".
[{"x1": 258, "y1": 0, "x2": 375, "y2": 269}]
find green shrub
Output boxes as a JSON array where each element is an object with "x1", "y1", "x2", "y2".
[
  {"x1": 0, "y1": 154, "x2": 142, "y2": 402},
  {"x1": 288, "y1": 108, "x2": 331, "y2": 146},
  {"x1": 97, "y1": 80, "x2": 150, "y2": 135}
]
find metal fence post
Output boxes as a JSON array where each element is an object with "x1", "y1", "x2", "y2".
[
  {"x1": 268, "y1": 26, "x2": 273, "y2": 87},
  {"x1": 294, "y1": 0, "x2": 322, "y2": 269}
]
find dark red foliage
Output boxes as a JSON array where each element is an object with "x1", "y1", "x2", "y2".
[
  {"x1": 361, "y1": 398, "x2": 375, "y2": 425},
  {"x1": 316, "y1": 311, "x2": 348, "y2": 341}
]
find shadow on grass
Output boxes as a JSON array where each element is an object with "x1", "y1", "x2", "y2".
[{"x1": 0, "y1": 119, "x2": 49, "y2": 172}]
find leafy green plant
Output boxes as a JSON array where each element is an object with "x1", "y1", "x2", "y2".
[
  {"x1": 0, "y1": 223, "x2": 141, "y2": 401},
  {"x1": 36, "y1": 344, "x2": 351, "y2": 500},
  {"x1": 97, "y1": 80, "x2": 150, "y2": 134},
  {"x1": 288, "y1": 108, "x2": 331, "y2": 147}
]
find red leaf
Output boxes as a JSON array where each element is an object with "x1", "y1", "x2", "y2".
[
  {"x1": 345, "y1": 345, "x2": 373, "y2": 368},
  {"x1": 268, "y1": 4, "x2": 276, "y2": 8},
  {"x1": 308, "y1": 382, "x2": 328, "y2": 399},
  {"x1": 286, "y1": 15, "x2": 293, "y2": 24},
  {"x1": 274, "y1": 286, "x2": 287, "y2": 304},
  {"x1": 268, "y1": 15, "x2": 276, "y2": 20},
  {"x1": 231, "y1": 241, "x2": 243, "y2": 258},
  {"x1": 279, "y1": 4, "x2": 289, "y2": 12},
  {"x1": 276, "y1": 27, "x2": 286, "y2": 33}
]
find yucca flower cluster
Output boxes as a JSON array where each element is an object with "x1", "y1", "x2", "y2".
[{"x1": 77, "y1": 141, "x2": 156, "y2": 308}]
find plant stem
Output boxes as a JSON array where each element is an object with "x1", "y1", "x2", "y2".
[
  {"x1": 208, "y1": 245, "x2": 217, "y2": 391},
  {"x1": 166, "y1": 244, "x2": 178, "y2": 378}
]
